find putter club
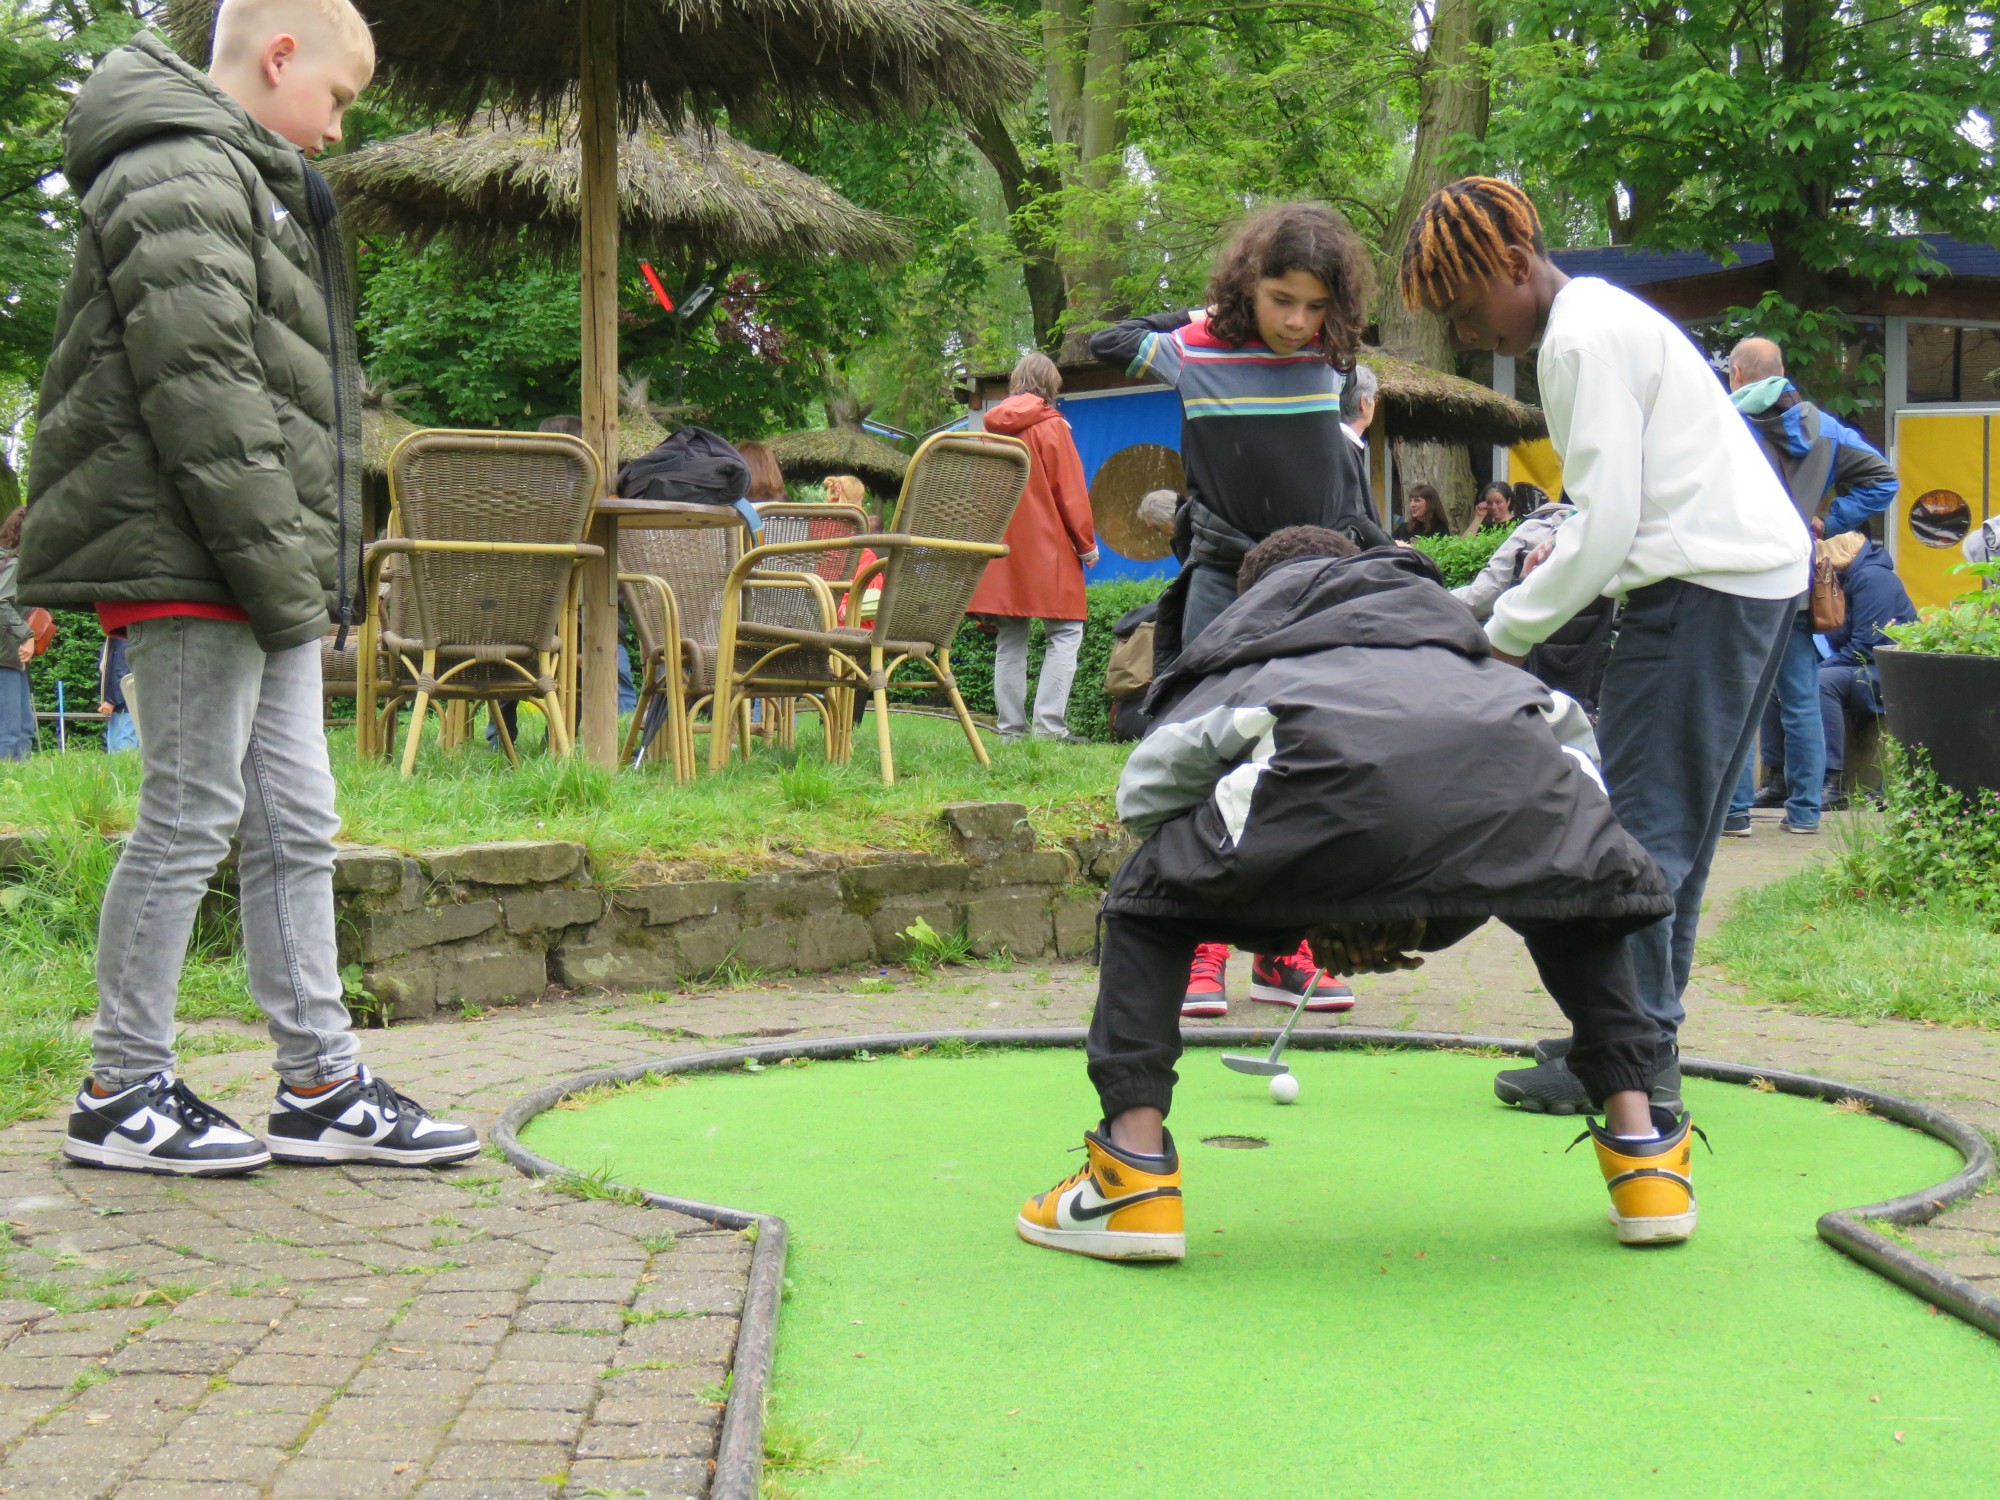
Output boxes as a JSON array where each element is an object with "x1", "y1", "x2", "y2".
[{"x1": 1220, "y1": 968, "x2": 1324, "y2": 1076}]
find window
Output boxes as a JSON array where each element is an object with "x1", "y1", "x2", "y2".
[{"x1": 1906, "y1": 323, "x2": 2000, "y2": 405}]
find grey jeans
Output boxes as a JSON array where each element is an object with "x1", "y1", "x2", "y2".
[
  {"x1": 94, "y1": 617, "x2": 358, "y2": 1089},
  {"x1": 1596, "y1": 580, "x2": 1793, "y2": 1049},
  {"x1": 993, "y1": 617, "x2": 1085, "y2": 738}
]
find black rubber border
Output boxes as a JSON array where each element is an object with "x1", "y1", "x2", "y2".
[{"x1": 493, "y1": 1026, "x2": 1998, "y2": 1499}]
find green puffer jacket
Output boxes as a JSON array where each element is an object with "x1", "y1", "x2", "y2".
[{"x1": 20, "y1": 32, "x2": 361, "y2": 654}]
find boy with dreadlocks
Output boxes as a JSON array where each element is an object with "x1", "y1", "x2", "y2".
[{"x1": 1399, "y1": 178, "x2": 1809, "y2": 1117}]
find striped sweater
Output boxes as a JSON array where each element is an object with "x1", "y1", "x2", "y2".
[{"x1": 1089, "y1": 309, "x2": 1387, "y2": 559}]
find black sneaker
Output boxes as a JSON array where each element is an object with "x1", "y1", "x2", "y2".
[
  {"x1": 1751, "y1": 782, "x2": 1786, "y2": 810},
  {"x1": 1494, "y1": 1054, "x2": 1684, "y2": 1115},
  {"x1": 64, "y1": 1073, "x2": 272, "y2": 1177},
  {"x1": 1821, "y1": 782, "x2": 1851, "y2": 812},
  {"x1": 1721, "y1": 812, "x2": 1753, "y2": 838},
  {"x1": 266, "y1": 1067, "x2": 480, "y2": 1167}
]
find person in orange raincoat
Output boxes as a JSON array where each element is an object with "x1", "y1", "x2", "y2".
[{"x1": 971, "y1": 353, "x2": 1100, "y2": 740}]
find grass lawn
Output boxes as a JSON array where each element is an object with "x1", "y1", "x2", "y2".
[
  {"x1": 1704, "y1": 862, "x2": 2000, "y2": 1029},
  {"x1": 2, "y1": 710, "x2": 1124, "y2": 874},
  {"x1": 0, "y1": 709, "x2": 1127, "y2": 1129},
  {"x1": 526, "y1": 1048, "x2": 1996, "y2": 1498}
]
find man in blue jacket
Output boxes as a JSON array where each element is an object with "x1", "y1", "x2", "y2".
[{"x1": 1721, "y1": 338, "x2": 1900, "y2": 837}]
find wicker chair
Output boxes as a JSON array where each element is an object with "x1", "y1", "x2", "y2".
[
  {"x1": 710, "y1": 432, "x2": 1030, "y2": 784},
  {"x1": 618, "y1": 522, "x2": 744, "y2": 774},
  {"x1": 747, "y1": 502, "x2": 870, "y2": 749},
  {"x1": 361, "y1": 430, "x2": 603, "y2": 775}
]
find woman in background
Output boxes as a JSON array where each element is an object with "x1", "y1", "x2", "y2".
[
  {"x1": 1395, "y1": 484, "x2": 1451, "y2": 540},
  {"x1": 971, "y1": 352, "x2": 1100, "y2": 742},
  {"x1": 738, "y1": 440, "x2": 788, "y2": 503}
]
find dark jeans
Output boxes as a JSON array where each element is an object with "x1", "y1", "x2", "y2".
[
  {"x1": 0, "y1": 666, "x2": 33, "y2": 761},
  {"x1": 1087, "y1": 911, "x2": 1660, "y2": 1120},
  {"x1": 1726, "y1": 610, "x2": 1824, "y2": 826},
  {"x1": 1819, "y1": 661, "x2": 1879, "y2": 774},
  {"x1": 1597, "y1": 581, "x2": 1793, "y2": 1043},
  {"x1": 1181, "y1": 563, "x2": 1241, "y2": 647}
]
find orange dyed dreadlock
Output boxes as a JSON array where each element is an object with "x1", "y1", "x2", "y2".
[{"x1": 1398, "y1": 177, "x2": 1545, "y2": 311}]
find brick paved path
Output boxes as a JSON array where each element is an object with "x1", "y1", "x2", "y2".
[{"x1": 1, "y1": 821, "x2": 1995, "y2": 1498}]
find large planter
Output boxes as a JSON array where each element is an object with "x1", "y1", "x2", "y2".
[{"x1": 1874, "y1": 646, "x2": 2000, "y2": 798}]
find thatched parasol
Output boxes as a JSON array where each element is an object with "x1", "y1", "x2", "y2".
[
  {"x1": 323, "y1": 113, "x2": 908, "y2": 264},
  {"x1": 762, "y1": 428, "x2": 909, "y2": 497},
  {"x1": 1357, "y1": 349, "x2": 1546, "y2": 447},
  {"x1": 163, "y1": 1, "x2": 1031, "y2": 124},
  {"x1": 167, "y1": 0, "x2": 1030, "y2": 770}
]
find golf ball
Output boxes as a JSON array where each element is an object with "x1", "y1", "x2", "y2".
[{"x1": 1269, "y1": 1073, "x2": 1299, "y2": 1105}]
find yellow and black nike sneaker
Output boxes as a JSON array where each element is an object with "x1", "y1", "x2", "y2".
[
  {"x1": 1017, "y1": 1129, "x2": 1185, "y2": 1262},
  {"x1": 1586, "y1": 1108, "x2": 1701, "y2": 1246}
]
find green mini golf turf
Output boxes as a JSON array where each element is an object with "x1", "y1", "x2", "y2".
[{"x1": 523, "y1": 1048, "x2": 2000, "y2": 1498}]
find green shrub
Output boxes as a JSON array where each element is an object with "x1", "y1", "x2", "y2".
[
  {"x1": 1409, "y1": 526, "x2": 1514, "y2": 589},
  {"x1": 1831, "y1": 741, "x2": 2000, "y2": 916},
  {"x1": 26, "y1": 608, "x2": 107, "y2": 748},
  {"x1": 1884, "y1": 561, "x2": 2000, "y2": 657},
  {"x1": 933, "y1": 578, "x2": 1170, "y2": 742}
]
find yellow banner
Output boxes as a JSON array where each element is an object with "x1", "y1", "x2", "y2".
[
  {"x1": 1507, "y1": 439, "x2": 1563, "y2": 499},
  {"x1": 1893, "y1": 412, "x2": 1992, "y2": 611}
]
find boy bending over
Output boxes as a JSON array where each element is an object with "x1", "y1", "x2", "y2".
[
  {"x1": 19, "y1": 0, "x2": 477, "y2": 1174},
  {"x1": 1018, "y1": 530, "x2": 1692, "y2": 1261}
]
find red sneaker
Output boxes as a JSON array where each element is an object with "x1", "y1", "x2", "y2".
[
  {"x1": 1249, "y1": 941, "x2": 1355, "y2": 1013},
  {"x1": 1181, "y1": 943, "x2": 1230, "y2": 1017}
]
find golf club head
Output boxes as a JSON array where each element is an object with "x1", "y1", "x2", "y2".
[{"x1": 1221, "y1": 1054, "x2": 1290, "y2": 1077}]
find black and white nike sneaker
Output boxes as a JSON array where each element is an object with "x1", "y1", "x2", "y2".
[
  {"x1": 64, "y1": 1073, "x2": 273, "y2": 1176},
  {"x1": 265, "y1": 1067, "x2": 480, "y2": 1166}
]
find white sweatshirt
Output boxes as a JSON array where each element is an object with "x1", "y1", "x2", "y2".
[{"x1": 1486, "y1": 277, "x2": 1811, "y2": 659}]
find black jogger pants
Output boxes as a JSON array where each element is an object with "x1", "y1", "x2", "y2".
[{"x1": 1085, "y1": 912, "x2": 1662, "y2": 1122}]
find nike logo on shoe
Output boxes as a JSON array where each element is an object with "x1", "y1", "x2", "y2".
[
  {"x1": 1060, "y1": 1178, "x2": 1182, "y2": 1224},
  {"x1": 112, "y1": 1110, "x2": 177, "y2": 1151}
]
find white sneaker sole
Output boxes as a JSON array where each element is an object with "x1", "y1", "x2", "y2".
[
  {"x1": 1016, "y1": 1215, "x2": 1184, "y2": 1262},
  {"x1": 1247, "y1": 982, "x2": 1354, "y2": 1013},
  {"x1": 63, "y1": 1136, "x2": 271, "y2": 1177},
  {"x1": 1180, "y1": 999, "x2": 1229, "y2": 1018},
  {"x1": 266, "y1": 1136, "x2": 481, "y2": 1166},
  {"x1": 1609, "y1": 1205, "x2": 1697, "y2": 1245}
]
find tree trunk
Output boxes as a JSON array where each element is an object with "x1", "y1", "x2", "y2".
[
  {"x1": 968, "y1": 0, "x2": 1135, "y2": 357},
  {"x1": 1062, "y1": 0, "x2": 1138, "y2": 356},
  {"x1": 965, "y1": 110, "x2": 1070, "y2": 352},
  {"x1": 1378, "y1": 0, "x2": 1492, "y2": 526}
]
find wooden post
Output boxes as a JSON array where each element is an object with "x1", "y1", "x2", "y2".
[
  {"x1": 1368, "y1": 412, "x2": 1392, "y2": 529},
  {"x1": 576, "y1": 0, "x2": 622, "y2": 766}
]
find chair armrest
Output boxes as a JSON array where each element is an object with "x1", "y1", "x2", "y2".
[
  {"x1": 619, "y1": 571, "x2": 684, "y2": 664},
  {"x1": 364, "y1": 539, "x2": 606, "y2": 561},
  {"x1": 722, "y1": 533, "x2": 1008, "y2": 597},
  {"x1": 742, "y1": 570, "x2": 839, "y2": 631}
]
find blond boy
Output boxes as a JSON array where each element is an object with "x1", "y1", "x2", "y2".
[{"x1": 20, "y1": 1, "x2": 478, "y2": 1174}]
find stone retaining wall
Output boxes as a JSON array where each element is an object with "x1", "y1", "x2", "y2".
[{"x1": 3, "y1": 804, "x2": 1134, "y2": 1025}]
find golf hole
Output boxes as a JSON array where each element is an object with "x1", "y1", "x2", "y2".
[{"x1": 1201, "y1": 1135, "x2": 1270, "y2": 1149}]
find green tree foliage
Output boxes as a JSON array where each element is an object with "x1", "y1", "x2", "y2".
[
  {"x1": 358, "y1": 241, "x2": 586, "y2": 429},
  {"x1": 0, "y1": 2, "x2": 145, "y2": 387},
  {"x1": 1487, "y1": 0, "x2": 2000, "y2": 405},
  {"x1": 966, "y1": 0, "x2": 1408, "y2": 351}
]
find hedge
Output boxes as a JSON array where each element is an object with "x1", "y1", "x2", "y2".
[
  {"x1": 930, "y1": 579, "x2": 1172, "y2": 742},
  {"x1": 26, "y1": 609, "x2": 108, "y2": 749},
  {"x1": 1408, "y1": 526, "x2": 1513, "y2": 588}
]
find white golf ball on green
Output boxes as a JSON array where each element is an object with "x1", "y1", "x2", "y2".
[{"x1": 1268, "y1": 1073, "x2": 1300, "y2": 1105}]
